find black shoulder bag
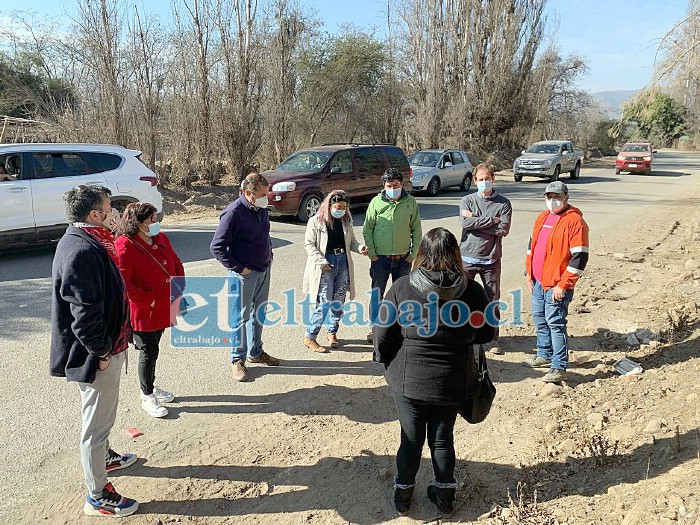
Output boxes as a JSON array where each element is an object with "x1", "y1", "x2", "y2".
[{"x1": 459, "y1": 345, "x2": 496, "y2": 424}]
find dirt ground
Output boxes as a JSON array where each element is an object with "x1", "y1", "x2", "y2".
[{"x1": 26, "y1": 166, "x2": 700, "y2": 525}]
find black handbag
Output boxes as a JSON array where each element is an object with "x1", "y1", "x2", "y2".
[{"x1": 459, "y1": 345, "x2": 496, "y2": 424}]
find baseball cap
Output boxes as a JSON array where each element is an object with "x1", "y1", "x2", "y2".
[{"x1": 543, "y1": 181, "x2": 568, "y2": 195}]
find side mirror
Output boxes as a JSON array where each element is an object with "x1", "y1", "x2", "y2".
[
  {"x1": 521, "y1": 150, "x2": 526, "y2": 155},
  {"x1": 330, "y1": 166, "x2": 341, "y2": 174},
  {"x1": 562, "y1": 150, "x2": 569, "y2": 155},
  {"x1": 443, "y1": 161, "x2": 453, "y2": 168}
]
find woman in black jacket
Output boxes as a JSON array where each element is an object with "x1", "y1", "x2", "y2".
[{"x1": 374, "y1": 227, "x2": 495, "y2": 517}]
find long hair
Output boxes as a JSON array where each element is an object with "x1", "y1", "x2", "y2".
[
  {"x1": 412, "y1": 227, "x2": 463, "y2": 273},
  {"x1": 316, "y1": 190, "x2": 350, "y2": 226},
  {"x1": 115, "y1": 202, "x2": 158, "y2": 238}
]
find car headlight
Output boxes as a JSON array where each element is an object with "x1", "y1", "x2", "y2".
[
  {"x1": 545, "y1": 159, "x2": 553, "y2": 165},
  {"x1": 643, "y1": 156, "x2": 651, "y2": 161},
  {"x1": 412, "y1": 171, "x2": 426, "y2": 179},
  {"x1": 272, "y1": 181, "x2": 296, "y2": 192},
  {"x1": 617, "y1": 155, "x2": 625, "y2": 161}
]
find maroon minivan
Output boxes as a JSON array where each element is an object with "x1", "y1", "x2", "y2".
[{"x1": 264, "y1": 143, "x2": 412, "y2": 222}]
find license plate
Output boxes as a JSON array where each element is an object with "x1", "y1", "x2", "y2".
[{"x1": 629, "y1": 163, "x2": 637, "y2": 167}]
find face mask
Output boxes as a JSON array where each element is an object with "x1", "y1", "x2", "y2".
[
  {"x1": 546, "y1": 198, "x2": 565, "y2": 213},
  {"x1": 144, "y1": 222, "x2": 161, "y2": 237},
  {"x1": 331, "y1": 209, "x2": 346, "y2": 219},
  {"x1": 477, "y1": 180, "x2": 493, "y2": 193},
  {"x1": 385, "y1": 188, "x2": 401, "y2": 200},
  {"x1": 101, "y1": 208, "x2": 119, "y2": 229},
  {"x1": 253, "y1": 196, "x2": 269, "y2": 209}
]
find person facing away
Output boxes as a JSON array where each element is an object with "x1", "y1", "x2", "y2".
[
  {"x1": 459, "y1": 163, "x2": 512, "y2": 354},
  {"x1": 373, "y1": 227, "x2": 495, "y2": 518},
  {"x1": 363, "y1": 167, "x2": 422, "y2": 343},
  {"x1": 49, "y1": 184, "x2": 139, "y2": 518},
  {"x1": 302, "y1": 190, "x2": 369, "y2": 353},
  {"x1": 114, "y1": 202, "x2": 185, "y2": 419},
  {"x1": 522, "y1": 181, "x2": 589, "y2": 383},
  {"x1": 210, "y1": 172, "x2": 280, "y2": 383}
]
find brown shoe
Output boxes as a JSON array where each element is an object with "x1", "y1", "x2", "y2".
[
  {"x1": 248, "y1": 351, "x2": 280, "y2": 366},
  {"x1": 231, "y1": 360, "x2": 249, "y2": 382},
  {"x1": 327, "y1": 333, "x2": 340, "y2": 349},
  {"x1": 304, "y1": 337, "x2": 328, "y2": 353}
]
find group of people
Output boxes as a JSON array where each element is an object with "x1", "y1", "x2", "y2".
[{"x1": 50, "y1": 163, "x2": 588, "y2": 518}]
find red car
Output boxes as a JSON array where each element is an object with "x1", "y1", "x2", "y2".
[{"x1": 615, "y1": 142, "x2": 656, "y2": 175}]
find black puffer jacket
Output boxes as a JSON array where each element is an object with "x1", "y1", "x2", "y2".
[{"x1": 373, "y1": 269, "x2": 495, "y2": 404}]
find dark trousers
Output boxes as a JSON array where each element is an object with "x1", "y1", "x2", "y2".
[
  {"x1": 133, "y1": 329, "x2": 165, "y2": 396},
  {"x1": 392, "y1": 392, "x2": 459, "y2": 486},
  {"x1": 369, "y1": 255, "x2": 411, "y2": 326},
  {"x1": 462, "y1": 258, "x2": 501, "y2": 341}
]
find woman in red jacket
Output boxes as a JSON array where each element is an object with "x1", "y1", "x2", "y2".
[{"x1": 115, "y1": 203, "x2": 185, "y2": 418}]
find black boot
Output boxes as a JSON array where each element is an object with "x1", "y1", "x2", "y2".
[
  {"x1": 427, "y1": 484, "x2": 456, "y2": 516},
  {"x1": 392, "y1": 484, "x2": 414, "y2": 515}
]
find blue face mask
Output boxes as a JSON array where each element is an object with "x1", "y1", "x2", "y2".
[
  {"x1": 331, "y1": 209, "x2": 346, "y2": 219},
  {"x1": 144, "y1": 222, "x2": 161, "y2": 237},
  {"x1": 385, "y1": 188, "x2": 401, "y2": 200},
  {"x1": 477, "y1": 180, "x2": 493, "y2": 193}
]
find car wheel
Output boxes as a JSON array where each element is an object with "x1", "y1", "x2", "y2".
[
  {"x1": 427, "y1": 177, "x2": 440, "y2": 197},
  {"x1": 514, "y1": 173, "x2": 523, "y2": 182},
  {"x1": 298, "y1": 193, "x2": 322, "y2": 222},
  {"x1": 550, "y1": 166, "x2": 560, "y2": 182},
  {"x1": 569, "y1": 162, "x2": 580, "y2": 180},
  {"x1": 110, "y1": 199, "x2": 132, "y2": 213},
  {"x1": 615, "y1": 168, "x2": 621, "y2": 175},
  {"x1": 460, "y1": 173, "x2": 473, "y2": 192}
]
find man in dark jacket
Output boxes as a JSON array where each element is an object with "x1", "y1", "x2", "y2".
[
  {"x1": 210, "y1": 172, "x2": 280, "y2": 382},
  {"x1": 51, "y1": 185, "x2": 139, "y2": 518}
]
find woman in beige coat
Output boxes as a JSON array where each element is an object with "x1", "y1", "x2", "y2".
[{"x1": 303, "y1": 190, "x2": 368, "y2": 352}]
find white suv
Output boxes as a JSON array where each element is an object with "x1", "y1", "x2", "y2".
[{"x1": 0, "y1": 143, "x2": 163, "y2": 249}]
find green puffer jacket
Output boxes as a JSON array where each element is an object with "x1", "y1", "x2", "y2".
[{"x1": 362, "y1": 190, "x2": 422, "y2": 259}]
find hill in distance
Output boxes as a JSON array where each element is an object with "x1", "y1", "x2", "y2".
[{"x1": 592, "y1": 89, "x2": 640, "y2": 118}]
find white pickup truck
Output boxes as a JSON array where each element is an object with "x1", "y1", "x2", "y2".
[{"x1": 513, "y1": 140, "x2": 583, "y2": 182}]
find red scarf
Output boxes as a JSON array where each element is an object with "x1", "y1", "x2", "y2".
[{"x1": 80, "y1": 225, "x2": 118, "y2": 263}]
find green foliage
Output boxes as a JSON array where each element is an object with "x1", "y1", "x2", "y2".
[
  {"x1": 622, "y1": 91, "x2": 687, "y2": 147},
  {"x1": 588, "y1": 119, "x2": 619, "y2": 152}
]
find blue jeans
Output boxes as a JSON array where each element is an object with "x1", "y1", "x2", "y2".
[
  {"x1": 306, "y1": 253, "x2": 350, "y2": 338},
  {"x1": 228, "y1": 268, "x2": 271, "y2": 363},
  {"x1": 531, "y1": 280, "x2": 573, "y2": 370},
  {"x1": 369, "y1": 255, "x2": 411, "y2": 327}
]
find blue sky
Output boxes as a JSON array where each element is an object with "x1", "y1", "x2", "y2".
[{"x1": 0, "y1": 0, "x2": 689, "y2": 92}]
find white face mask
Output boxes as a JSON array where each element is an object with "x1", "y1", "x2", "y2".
[
  {"x1": 476, "y1": 180, "x2": 493, "y2": 193},
  {"x1": 144, "y1": 222, "x2": 161, "y2": 237},
  {"x1": 331, "y1": 209, "x2": 346, "y2": 219},
  {"x1": 101, "y1": 208, "x2": 120, "y2": 230},
  {"x1": 546, "y1": 198, "x2": 565, "y2": 213},
  {"x1": 253, "y1": 196, "x2": 269, "y2": 209}
]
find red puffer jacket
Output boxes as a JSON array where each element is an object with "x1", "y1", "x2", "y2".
[{"x1": 115, "y1": 233, "x2": 185, "y2": 332}]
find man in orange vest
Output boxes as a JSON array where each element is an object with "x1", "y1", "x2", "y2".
[{"x1": 523, "y1": 181, "x2": 589, "y2": 383}]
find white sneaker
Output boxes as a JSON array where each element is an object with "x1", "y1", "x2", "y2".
[
  {"x1": 153, "y1": 385, "x2": 175, "y2": 404},
  {"x1": 140, "y1": 394, "x2": 168, "y2": 418}
]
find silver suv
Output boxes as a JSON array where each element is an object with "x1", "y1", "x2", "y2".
[
  {"x1": 0, "y1": 143, "x2": 163, "y2": 249},
  {"x1": 408, "y1": 149, "x2": 473, "y2": 196}
]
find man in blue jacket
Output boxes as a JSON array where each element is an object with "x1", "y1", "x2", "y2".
[
  {"x1": 51, "y1": 185, "x2": 139, "y2": 517},
  {"x1": 210, "y1": 172, "x2": 280, "y2": 382}
]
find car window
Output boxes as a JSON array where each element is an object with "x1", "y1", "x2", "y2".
[
  {"x1": 622, "y1": 144, "x2": 649, "y2": 153},
  {"x1": 82, "y1": 152, "x2": 123, "y2": 173},
  {"x1": 277, "y1": 151, "x2": 331, "y2": 172},
  {"x1": 355, "y1": 148, "x2": 384, "y2": 171},
  {"x1": 410, "y1": 151, "x2": 440, "y2": 167},
  {"x1": 527, "y1": 144, "x2": 559, "y2": 154},
  {"x1": 451, "y1": 152, "x2": 465, "y2": 165},
  {"x1": 385, "y1": 148, "x2": 409, "y2": 171},
  {"x1": 33, "y1": 153, "x2": 90, "y2": 179},
  {"x1": 2, "y1": 154, "x2": 23, "y2": 178},
  {"x1": 329, "y1": 151, "x2": 353, "y2": 174},
  {"x1": 442, "y1": 153, "x2": 452, "y2": 166}
]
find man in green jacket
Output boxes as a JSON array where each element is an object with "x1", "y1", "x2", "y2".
[{"x1": 363, "y1": 168, "x2": 422, "y2": 342}]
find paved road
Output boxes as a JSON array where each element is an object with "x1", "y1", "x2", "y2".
[{"x1": 1, "y1": 150, "x2": 698, "y2": 519}]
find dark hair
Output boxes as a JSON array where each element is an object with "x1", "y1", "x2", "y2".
[
  {"x1": 413, "y1": 227, "x2": 463, "y2": 273},
  {"x1": 64, "y1": 184, "x2": 112, "y2": 223},
  {"x1": 381, "y1": 167, "x2": 403, "y2": 184},
  {"x1": 241, "y1": 172, "x2": 269, "y2": 193},
  {"x1": 115, "y1": 202, "x2": 157, "y2": 237}
]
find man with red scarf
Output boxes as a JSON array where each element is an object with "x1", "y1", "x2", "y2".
[{"x1": 50, "y1": 185, "x2": 139, "y2": 518}]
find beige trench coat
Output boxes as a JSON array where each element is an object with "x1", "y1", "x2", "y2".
[{"x1": 302, "y1": 215, "x2": 363, "y2": 304}]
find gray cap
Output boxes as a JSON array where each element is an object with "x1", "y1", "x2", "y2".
[{"x1": 543, "y1": 181, "x2": 569, "y2": 195}]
